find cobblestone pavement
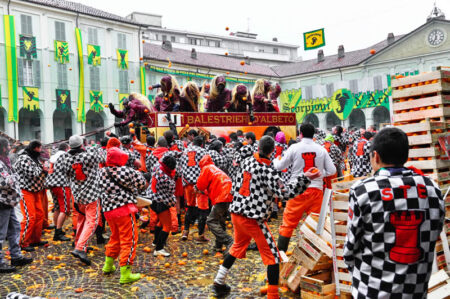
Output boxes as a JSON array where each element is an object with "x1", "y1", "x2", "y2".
[{"x1": 0, "y1": 216, "x2": 300, "y2": 299}]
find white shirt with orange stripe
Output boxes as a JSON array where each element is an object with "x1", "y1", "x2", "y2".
[{"x1": 273, "y1": 137, "x2": 336, "y2": 189}]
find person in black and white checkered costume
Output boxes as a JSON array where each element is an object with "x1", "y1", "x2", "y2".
[
  {"x1": 98, "y1": 146, "x2": 146, "y2": 283},
  {"x1": 316, "y1": 135, "x2": 345, "y2": 178},
  {"x1": 0, "y1": 137, "x2": 33, "y2": 272},
  {"x1": 344, "y1": 127, "x2": 445, "y2": 299},
  {"x1": 147, "y1": 155, "x2": 177, "y2": 257},
  {"x1": 349, "y1": 131, "x2": 373, "y2": 178},
  {"x1": 61, "y1": 135, "x2": 104, "y2": 265},
  {"x1": 212, "y1": 136, "x2": 320, "y2": 298},
  {"x1": 208, "y1": 140, "x2": 228, "y2": 173}
]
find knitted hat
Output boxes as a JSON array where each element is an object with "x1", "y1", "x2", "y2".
[
  {"x1": 275, "y1": 131, "x2": 286, "y2": 144},
  {"x1": 106, "y1": 147, "x2": 129, "y2": 167},
  {"x1": 69, "y1": 135, "x2": 83, "y2": 149}
]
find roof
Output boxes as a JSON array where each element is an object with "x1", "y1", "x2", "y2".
[
  {"x1": 272, "y1": 35, "x2": 404, "y2": 77},
  {"x1": 143, "y1": 43, "x2": 278, "y2": 77},
  {"x1": 22, "y1": 0, "x2": 143, "y2": 26}
]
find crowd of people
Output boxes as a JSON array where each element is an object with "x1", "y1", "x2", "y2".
[{"x1": 0, "y1": 121, "x2": 445, "y2": 298}]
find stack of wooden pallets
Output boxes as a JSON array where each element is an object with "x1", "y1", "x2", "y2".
[{"x1": 391, "y1": 69, "x2": 450, "y2": 272}]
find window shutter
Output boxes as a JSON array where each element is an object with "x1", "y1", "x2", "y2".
[
  {"x1": 373, "y1": 76, "x2": 382, "y2": 91},
  {"x1": 57, "y1": 64, "x2": 68, "y2": 89},
  {"x1": 33, "y1": 60, "x2": 41, "y2": 88},
  {"x1": 21, "y1": 15, "x2": 32, "y2": 35},
  {"x1": 18, "y1": 59, "x2": 24, "y2": 86},
  {"x1": 326, "y1": 83, "x2": 334, "y2": 97},
  {"x1": 350, "y1": 79, "x2": 358, "y2": 92}
]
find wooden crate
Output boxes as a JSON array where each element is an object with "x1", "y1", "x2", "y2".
[
  {"x1": 300, "y1": 271, "x2": 335, "y2": 299},
  {"x1": 428, "y1": 270, "x2": 450, "y2": 299},
  {"x1": 391, "y1": 69, "x2": 450, "y2": 95}
]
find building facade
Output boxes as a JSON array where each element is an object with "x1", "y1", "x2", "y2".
[{"x1": 0, "y1": 1, "x2": 449, "y2": 143}]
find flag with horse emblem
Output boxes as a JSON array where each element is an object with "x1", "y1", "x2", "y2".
[
  {"x1": 88, "y1": 44, "x2": 101, "y2": 66},
  {"x1": 303, "y1": 28, "x2": 325, "y2": 50},
  {"x1": 23, "y1": 87, "x2": 39, "y2": 111},
  {"x1": 117, "y1": 49, "x2": 128, "y2": 69},
  {"x1": 119, "y1": 93, "x2": 129, "y2": 110},
  {"x1": 55, "y1": 40, "x2": 69, "y2": 63},
  {"x1": 19, "y1": 35, "x2": 37, "y2": 59},
  {"x1": 89, "y1": 90, "x2": 103, "y2": 112},
  {"x1": 56, "y1": 89, "x2": 71, "y2": 112}
]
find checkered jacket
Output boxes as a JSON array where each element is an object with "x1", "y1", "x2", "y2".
[
  {"x1": 180, "y1": 145, "x2": 208, "y2": 186},
  {"x1": 230, "y1": 154, "x2": 310, "y2": 221},
  {"x1": 317, "y1": 140, "x2": 345, "y2": 171},
  {"x1": 45, "y1": 151, "x2": 69, "y2": 188},
  {"x1": 146, "y1": 164, "x2": 176, "y2": 207},
  {"x1": 121, "y1": 146, "x2": 140, "y2": 169},
  {"x1": 208, "y1": 150, "x2": 228, "y2": 173},
  {"x1": 350, "y1": 138, "x2": 372, "y2": 177},
  {"x1": 234, "y1": 143, "x2": 258, "y2": 166},
  {"x1": 344, "y1": 168, "x2": 444, "y2": 298},
  {"x1": 271, "y1": 142, "x2": 287, "y2": 160},
  {"x1": 13, "y1": 154, "x2": 46, "y2": 192},
  {"x1": 332, "y1": 134, "x2": 348, "y2": 154},
  {"x1": 222, "y1": 146, "x2": 235, "y2": 176},
  {"x1": 99, "y1": 166, "x2": 147, "y2": 212},
  {"x1": 62, "y1": 148, "x2": 104, "y2": 204},
  {"x1": 0, "y1": 160, "x2": 22, "y2": 207}
]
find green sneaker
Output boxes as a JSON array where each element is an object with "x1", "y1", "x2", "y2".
[
  {"x1": 119, "y1": 265, "x2": 141, "y2": 284},
  {"x1": 102, "y1": 256, "x2": 116, "y2": 274}
]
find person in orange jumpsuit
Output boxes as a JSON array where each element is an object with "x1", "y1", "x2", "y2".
[
  {"x1": 212, "y1": 136, "x2": 320, "y2": 298},
  {"x1": 13, "y1": 140, "x2": 48, "y2": 252},
  {"x1": 99, "y1": 147, "x2": 146, "y2": 283},
  {"x1": 197, "y1": 155, "x2": 233, "y2": 253}
]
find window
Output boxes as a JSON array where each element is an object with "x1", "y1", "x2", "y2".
[
  {"x1": 155, "y1": 34, "x2": 159, "y2": 41},
  {"x1": 90, "y1": 67, "x2": 100, "y2": 91},
  {"x1": 119, "y1": 70, "x2": 129, "y2": 93},
  {"x1": 20, "y1": 14, "x2": 33, "y2": 35},
  {"x1": 23, "y1": 60, "x2": 34, "y2": 86},
  {"x1": 303, "y1": 86, "x2": 313, "y2": 100},
  {"x1": 273, "y1": 48, "x2": 279, "y2": 54},
  {"x1": 88, "y1": 27, "x2": 98, "y2": 45},
  {"x1": 18, "y1": 59, "x2": 40, "y2": 87},
  {"x1": 55, "y1": 21, "x2": 66, "y2": 41},
  {"x1": 57, "y1": 64, "x2": 68, "y2": 89},
  {"x1": 373, "y1": 75, "x2": 383, "y2": 90},
  {"x1": 208, "y1": 40, "x2": 220, "y2": 47},
  {"x1": 170, "y1": 36, "x2": 176, "y2": 43},
  {"x1": 258, "y1": 48, "x2": 265, "y2": 53},
  {"x1": 326, "y1": 83, "x2": 334, "y2": 97},
  {"x1": 162, "y1": 35, "x2": 167, "y2": 41},
  {"x1": 349, "y1": 79, "x2": 358, "y2": 92},
  {"x1": 189, "y1": 38, "x2": 198, "y2": 45},
  {"x1": 117, "y1": 33, "x2": 127, "y2": 49}
]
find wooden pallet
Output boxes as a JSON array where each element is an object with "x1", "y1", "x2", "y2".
[
  {"x1": 300, "y1": 271, "x2": 335, "y2": 299},
  {"x1": 428, "y1": 270, "x2": 450, "y2": 299}
]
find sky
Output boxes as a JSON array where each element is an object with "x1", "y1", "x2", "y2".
[{"x1": 74, "y1": 0, "x2": 449, "y2": 60}]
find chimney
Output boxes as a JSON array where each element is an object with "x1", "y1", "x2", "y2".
[
  {"x1": 387, "y1": 33, "x2": 395, "y2": 45},
  {"x1": 272, "y1": 37, "x2": 278, "y2": 42},
  {"x1": 317, "y1": 49, "x2": 324, "y2": 62},
  {"x1": 338, "y1": 45, "x2": 345, "y2": 58},
  {"x1": 191, "y1": 48, "x2": 197, "y2": 59},
  {"x1": 161, "y1": 40, "x2": 172, "y2": 52}
]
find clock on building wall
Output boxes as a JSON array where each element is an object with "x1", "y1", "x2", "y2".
[{"x1": 426, "y1": 28, "x2": 447, "y2": 47}]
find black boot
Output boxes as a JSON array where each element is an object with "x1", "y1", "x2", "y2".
[
  {"x1": 71, "y1": 249, "x2": 91, "y2": 266},
  {"x1": 0, "y1": 263, "x2": 16, "y2": 273},
  {"x1": 54, "y1": 228, "x2": 71, "y2": 241},
  {"x1": 11, "y1": 256, "x2": 33, "y2": 266},
  {"x1": 277, "y1": 235, "x2": 290, "y2": 252},
  {"x1": 95, "y1": 226, "x2": 107, "y2": 245},
  {"x1": 212, "y1": 282, "x2": 231, "y2": 297}
]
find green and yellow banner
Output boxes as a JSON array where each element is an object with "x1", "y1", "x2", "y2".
[
  {"x1": 303, "y1": 28, "x2": 325, "y2": 50},
  {"x1": 23, "y1": 87, "x2": 39, "y2": 111},
  {"x1": 89, "y1": 90, "x2": 103, "y2": 112},
  {"x1": 117, "y1": 49, "x2": 128, "y2": 69},
  {"x1": 19, "y1": 35, "x2": 37, "y2": 59},
  {"x1": 87, "y1": 44, "x2": 101, "y2": 66},
  {"x1": 56, "y1": 89, "x2": 71, "y2": 112},
  {"x1": 55, "y1": 40, "x2": 69, "y2": 64},
  {"x1": 4, "y1": 15, "x2": 19, "y2": 122},
  {"x1": 140, "y1": 66, "x2": 146, "y2": 95},
  {"x1": 280, "y1": 86, "x2": 391, "y2": 123},
  {"x1": 75, "y1": 28, "x2": 85, "y2": 122},
  {"x1": 119, "y1": 93, "x2": 129, "y2": 110}
]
